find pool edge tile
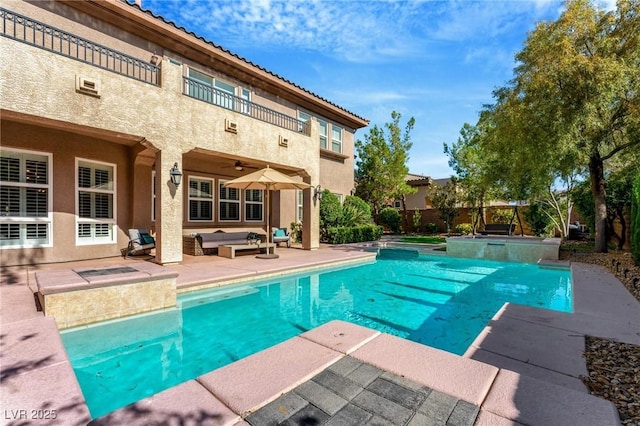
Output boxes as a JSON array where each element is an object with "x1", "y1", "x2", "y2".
[
  {"x1": 89, "y1": 380, "x2": 240, "y2": 426},
  {"x1": 300, "y1": 319, "x2": 381, "y2": 354},
  {"x1": 350, "y1": 333, "x2": 499, "y2": 406},
  {"x1": 197, "y1": 336, "x2": 343, "y2": 417}
]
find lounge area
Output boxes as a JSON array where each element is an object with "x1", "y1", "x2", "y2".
[{"x1": 182, "y1": 231, "x2": 267, "y2": 256}]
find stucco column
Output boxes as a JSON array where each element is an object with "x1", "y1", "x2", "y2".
[
  {"x1": 155, "y1": 150, "x2": 183, "y2": 264},
  {"x1": 302, "y1": 182, "x2": 320, "y2": 250}
]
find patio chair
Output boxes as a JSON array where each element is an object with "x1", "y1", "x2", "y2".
[
  {"x1": 272, "y1": 227, "x2": 291, "y2": 248},
  {"x1": 124, "y1": 229, "x2": 155, "y2": 257}
]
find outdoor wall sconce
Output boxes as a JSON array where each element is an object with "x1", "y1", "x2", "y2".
[
  {"x1": 169, "y1": 162, "x2": 183, "y2": 187},
  {"x1": 150, "y1": 54, "x2": 159, "y2": 65},
  {"x1": 313, "y1": 184, "x2": 323, "y2": 201}
]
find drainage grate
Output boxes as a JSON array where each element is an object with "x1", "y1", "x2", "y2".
[{"x1": 76, "y1": 266, "x2": 138, "y2": 278}]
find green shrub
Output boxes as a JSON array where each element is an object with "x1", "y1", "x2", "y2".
[
  {"x1": 379, "y1": 207, "x2": 402, "y2": 233},
  {"x1": 454, "y1": 223, "x2": 473, "y2": 235},
  {"x1": 342, "y1": 196, "x2": 372, "y2": 225},
  {"x1": 325, "y1": 225, "x2": 383, "y2": 244},
  {"x1": 490, "y1": 208, "x2": 513, "y2": 224},
  {"x1": 632, "y1": 172, "x2": 640, "y2": 265},
  {"x1": 412, "y1": 208, "x2": 422, "y2": 233},
  {"x1": 424, "y1": 223, "x2": 439, "y2": 234},
  {"x1": 523, "y1": 202, "x2": 554, "y2": 237},
  {"x1": 290, "y1": 221, "x2": 302, "y2": 243},
  {"x1": 319, "y1": 190, "x2": 342, "y2": 239}
]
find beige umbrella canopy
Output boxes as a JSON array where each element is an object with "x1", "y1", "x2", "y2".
[{"x1": 224, "y1": 166, "x2": 311, "y2": 258}]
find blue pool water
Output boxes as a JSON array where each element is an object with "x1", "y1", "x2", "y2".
[{"x1": 61, "y1": 251, "x2": 572, "y2": 418}]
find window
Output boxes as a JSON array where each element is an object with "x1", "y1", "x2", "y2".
[
  {"x1": 239, "y1": 88, "x2": 251, "y2": 114},
  {"x1": 219, "y1": 180, "x2": 240, "y2": 221},
  {"x1": 245, "y1": 189, "x2": 263, "y2": 221},
  {"x1": 331, "y1": 125, "x2": 343, "y2": 153},
  {"x1": 188, "y1": 177, "x2": 213, "y2": 221},
  {"x1": 298, "y1": 111, "x2": 311, "y2": 133},
  {"x1": 297, "y1": 189, "x2": 303, "y2": 222},
  {"x1": 214, "y1": 79, "x2": 235, "y2": 110},
  {"x1": 318, "y1": 120, "x2": 328, "y2": 150},
  {"x1": 76, "y1": 159, "x2": 116, "y2": 245},
  {"x1": 0, "y1": 149, "x2": 52, "y2": 248},
  {"x1": 187, "y1": 68, "x2": 213, "y2": 103},
  {"x1": 187, "y1": 68, "x2": 236, "y2": 110}
]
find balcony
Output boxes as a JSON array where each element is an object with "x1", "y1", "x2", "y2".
[
  {"x1": 183, "y1": 77, "x2": 311, "y2": 136},
  {"x1": 0, "y1": 7, "x2": 159, "y2": 86},
  {"x1": 1, "y1": 6, "x2": 311, "y2": 136}
]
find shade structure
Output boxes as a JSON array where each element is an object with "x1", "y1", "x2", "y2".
[{"x1": 224, "y1": 166, "x2": 311, "y2": 258}]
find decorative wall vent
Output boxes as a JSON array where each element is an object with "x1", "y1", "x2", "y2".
[
  {"x1": 279, "y1": 135, "x2": 289, "y2": 147},
  {"x1": 225, "y1": 119, "x2": 238, "y2": 134},
  {"x1": 75, "y1": 75, "x2": 101, "y2": 97}
]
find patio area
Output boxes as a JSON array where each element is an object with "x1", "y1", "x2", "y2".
[{"x1": 1, "y1": 244, "x2": 639, "y2": 425}]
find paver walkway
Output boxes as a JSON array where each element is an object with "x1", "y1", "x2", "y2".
[{"x1": 246, "y1": 356, "x2": 479, "y2": 426}]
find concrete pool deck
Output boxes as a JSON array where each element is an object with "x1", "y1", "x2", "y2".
[{"x1": 1, "y1": 243, "x2": 639, "y2": 425}]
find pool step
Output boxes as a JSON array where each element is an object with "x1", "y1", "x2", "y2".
[{"x1": 179, "y1": 285, "x2": 259, "y2": 308}]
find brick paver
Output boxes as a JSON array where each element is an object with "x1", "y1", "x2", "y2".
[{"x1": 246, "y1": 356, "x2": 479, "y2": 425}]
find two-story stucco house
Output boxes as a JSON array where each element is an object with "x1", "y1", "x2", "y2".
[{"x1": 0, "y1": 0, "x2": 368, "y2": 266}]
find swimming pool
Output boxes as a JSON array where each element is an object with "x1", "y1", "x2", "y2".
[{"x1": 61, "y1": 251, "x2": 572, "y2": 418}]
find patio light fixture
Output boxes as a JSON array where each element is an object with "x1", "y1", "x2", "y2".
[
  {"x1": 169, "y1": 162, "x2": 182, "y2": 187},
  {"x1": 234, "y1": 161, "x2": 244, "y2": 171},
  {"x1": 313, "y1": 184, "x2": 323, "y2": 201}
]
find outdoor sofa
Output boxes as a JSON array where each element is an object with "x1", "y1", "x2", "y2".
[{"x1": 183, "y1": 231, "x2": 266, "y2": 256}]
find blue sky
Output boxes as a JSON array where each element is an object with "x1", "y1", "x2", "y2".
[{"x1": 143, "y1": 0, "x2": 613, "y2": 178}]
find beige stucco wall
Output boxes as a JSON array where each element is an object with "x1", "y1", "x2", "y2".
[
  {"x1": 0, "y1": 1, "x2": 371, "y2": 264},
  {"x1": 404, "y1": 186, "x2": 430, "y2": 210},
  {"x1": 0, "y1": 122, "x2": 134, "y2": 265},
  {"x1": 1, "y1": 30, "x2": 322, "y2": 264}
]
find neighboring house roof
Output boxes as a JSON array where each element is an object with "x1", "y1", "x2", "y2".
[
  {"x1": 96, "y1": 0, "x2": 369, "y2": 129},
  {"x1": 405, "y1": 173, "x2": 432, "y2": 186}
]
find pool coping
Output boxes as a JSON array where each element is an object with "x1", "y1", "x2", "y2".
[{"x1": 2, "y1": 245, "x2": 639, "y2": 425}]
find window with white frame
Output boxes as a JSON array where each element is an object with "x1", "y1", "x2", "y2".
[
  {"x1": 239, "y1": 87, "x2": 251, "y2": 114},
  {"x1": 219, "y1": 180, "x2": 240, "y2": 221},
  {"x1": 187, "y1": 68, "x2": 213, "y2": 103},
  {"x1": 298, "y1": 111, "x2": 311, "y2": 133},
  {"x1": 331, "y1": 125, "x2": 343, "y2": 153},
  {"x1": 297, "y1": 189, "x2": 303, "y2": 222},
  {"x1": 318, "y1": 120, "x2": 328, "y2": 150},
  {"x1": 245, "y1": 189, "x2": 263, "y2": 221},
  {"x1": 0, "y1": 149, "x2": 52, "y2": 248},
  {"x1": 188, "y1": 68, "x2": 236, "y2": 110},
  {"x1": 214, "y1": 79, "x2": 235, "y2": 110},
  {"x1": 188, "y1": 177, "x2": 213, "y2": 221},
  {"x1": 76, "y1": 159, "x2": 116, "y2": 245}
]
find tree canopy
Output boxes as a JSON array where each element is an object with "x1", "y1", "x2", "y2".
[
  {"x1": 446, "y1": 0, "x2": 639, "y2": 251},
  {"x1": 355, "y1": 111, "x2": 416, "y2": 223}
]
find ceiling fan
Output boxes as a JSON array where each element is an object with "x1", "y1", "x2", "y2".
[{"x1": 221, "y1": 160, "x2": 257, "y2": 171}]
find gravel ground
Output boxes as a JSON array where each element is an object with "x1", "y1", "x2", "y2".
[{"x1": 560, "y1": 248, "x2": 640, "y2": 425}]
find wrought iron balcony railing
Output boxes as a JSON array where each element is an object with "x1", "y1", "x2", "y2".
[
  {"x1": 1, "y1": 8, "x2": 159, "y2": 86},
  {"x1": 183, "y1": 77, "x2": 311, "y2": 135}
]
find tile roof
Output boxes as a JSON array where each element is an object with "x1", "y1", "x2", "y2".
[{"x1": 122, "y1": 0, "x2": 369, "y2": 125}]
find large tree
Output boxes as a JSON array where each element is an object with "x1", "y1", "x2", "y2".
[
  {"x1": 430, "y1": 178, "x2": 461, "y2": 235},
  {"x1": 355, "y1": 111, "x2": 416, "y2": 224},
  {"x1": 466, "y1": 0, "x2": 639, "y2": 251}
]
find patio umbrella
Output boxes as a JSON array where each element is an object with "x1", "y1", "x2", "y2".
[{"x1": 224, "y1": 166, "x2": 311, "y2": 258}]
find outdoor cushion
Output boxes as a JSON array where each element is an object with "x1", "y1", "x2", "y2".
[{"x1": 274, "y1": 229, "x2": 286, "y2": 237}]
